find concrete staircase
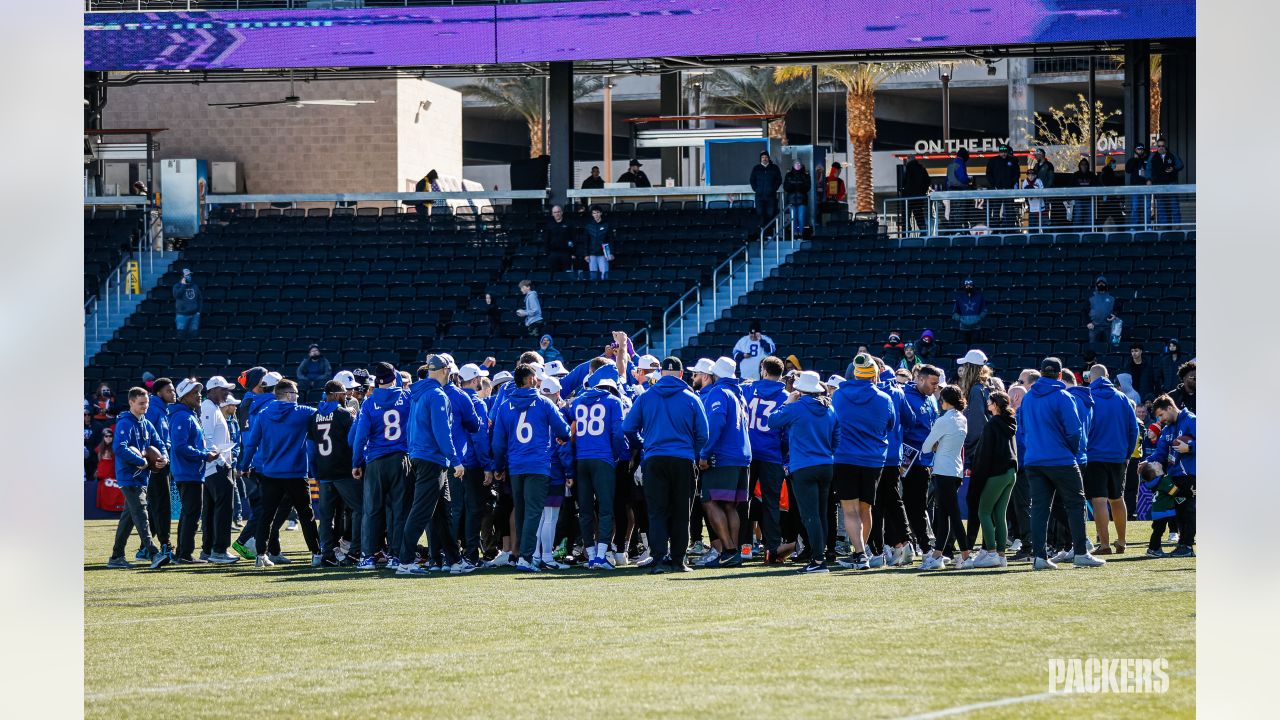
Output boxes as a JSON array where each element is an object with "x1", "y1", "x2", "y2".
[{"x1": 84, "y1": 251, "x2": 179, "y2": 364}]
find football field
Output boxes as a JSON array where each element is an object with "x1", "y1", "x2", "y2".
[{"x1": 83, "y1": 519, "x2": 1194, "y2": 719}]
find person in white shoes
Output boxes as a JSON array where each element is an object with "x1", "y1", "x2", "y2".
[
  {"x1": 968, "y1": 391, "x2": 1018, "y2": 569},
  {"x1": 918, "y1": 385, "x2": 970, "y2": 571}
]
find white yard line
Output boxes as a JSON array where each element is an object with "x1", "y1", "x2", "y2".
[{"x1": 899, "y1": 691, "x2": 1059, "y2": 719}]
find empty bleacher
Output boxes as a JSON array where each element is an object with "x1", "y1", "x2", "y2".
[{"x1": 84, "y1": 208, "x2": 144, "y2": 301}]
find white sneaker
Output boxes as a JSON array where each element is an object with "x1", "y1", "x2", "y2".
[
  {"x1": 973, "y1": 552, "x2": 1003, "y2": 569},
  {"x1": 1084, "y1": 538, "x2": 1095, "y2": 554},
  {"x1": 613, "y1": 551, "x2": 629, "y2": 567},
  {"x1": 514, "y1": 557, "x2": 541, "y2": 573},
  {"x1": 255, "y1": 554, "x2": 275, "y2": 568},
  {"x1": 396, "y1": 561, "x2": 429, "y2": 575},
  {"x1": 890, "y1": 545, "x2": 904, "y2": 567},
  {"x1": 697, "y1": 550, "x2": 721, "y2": 567},
  {"x1": 540, "y1": 558, "x2": 569, "y2": 570},
  {"x1": 484, "y1": 551, "x2": 512, "y2": 568},
  {"x1": 922, "y1": 555, "x2": 946, "y2": 571},
  {"x1": 311, "y1": 553, "x2": 324, "y2": 567},
  {"x1": 449, "y1": 561, "x2": 477, "y2": 574},
  {"x1": 286, "y1": 520, "x2": 299, "y2": 531},
  {"x1": 208, "y1": 552, "x2": 239, "y2": 565},
  {"x1": 868, "y1": 553, "x2": 885, "y2": 569},
  {"x1": 1073, "y1": 553, "x2": 1107, "y2": 568},
  {"x1": 633, "y1": 547, "x2": 652, "y2": 565},
  {"x1": 1050, "y1": 549, "x2": 1075, "y2": 563},
  {"x1": 1168, "y1": 532, "x2": 1180, "y2": 543},
  {"x1": 959, "y1": 554, "x2": 977, "y2": 569},
  {"x1": 1033, "y1": 556, "x2": 1059, "y2": 570},
  {"x1": 1008, "y1": 539, "x2": 1023, "y2": 554},
  {"x1": 901, "y1": 544, "x2": 916, "y2": 566}
]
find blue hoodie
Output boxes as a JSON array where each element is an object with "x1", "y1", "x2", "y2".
[
  {"x1": 832, "y1": 378, "x2": 894, "y2": 467},
  {"x1": 239, "y1": 400, "x2": 319, "y2": 477},
  {"x1": 1015, "y1": 378, "x2": 1082, "y2": 467},
  {"x1": 407, "y1": 378, "x2": 458, "y2": 468},
  {"x1": 565, "y1": 356, "x2": 637, "y2": 400},
  {"x1": 548, "y1": 406, "x2": 576, "y2": 487},
  {"x1": 768, "y1": 396, "x2": 837, "y2": 472},
  {"x1": 492, "y1": 387, "x2": 572, "y2": 476},
  {"x1": 461, "y1": 388, "x2": 494, "y2": 471},
  {"x1": 703, "y1": 377, "x2": 752, "y2": 468},
  {"x1": 569, "y1": 387, "x2": 627, "y2": 464},
  {"x1": 166, "y1": 402, "x2": 208, "y2": 483},
  {"x1": 622, "y1": 375, "x2": 709, "y2": 462},
  {"x1": 878, "y1": 372, "x2": 918, "y2": 466},
  {"x1": 1087, "y1": 378, "x2": 1141, "y2": 464},
  {"x1": 1146, "y1": 408, "x2": 1196, "y2": 477},
  {"x1": 442, "y1": 383, "x2": 480, "y2": 466},
  {"x1": 145, "y1": 396, "x2": 170, "y2": 450},
  {"x1": 113, "y1": 411, "x2": 164, "y2": 488},
  {"x1": 350, "y1": 385, "x2": 411, "y2": 467},
  {"x1": 1066, "y1": 385, "x2": 1094, "y2": 465},
  {"x1": 901, "y1": 381, "x2": 939, "y2": 468},
  {"x1": 743, "y1": 378, "x2": 788, "y2": 465}
]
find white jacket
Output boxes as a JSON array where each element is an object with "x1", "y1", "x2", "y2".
[
  {"x1": 922, "y1": 408, "x2": 968, "y2": 478},
  {"x1": 200, "y1": 398, "x2": 233, "y2": 477}
]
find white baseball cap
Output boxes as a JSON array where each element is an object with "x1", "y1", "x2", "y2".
[
  {"x1": 825, "y1": 374, "x2": 846, "y2": 390},
  {"x1": 957, "y1": 349, "x2": 989, "y2": 366},
  {"x1": 691, "y1": 358, "x2": 716, "y2": 375},
  {"x1": 793, "y1": 370, "x2": 825, "y2": 394},
  {"x1": 540, "y1": 376, "x2": 562, "y2": 395},
  {"x1": 332, "y1": 370, "x2": 359, "y2": 390},
  {"x1": 711, "y1": 357, "x2": 737, "y2": 379},
  {"x1": 636, "y1": 354, "x2": 661, "y2": 372},
  {"x1": 262, "y1": 371, "x2": 283, "y2": 388},
  {"x1": 492, "y1": 370, "x2": 514, "y2": 385},
  {"x1": 219, "y1": 395, "x2": 241, "y2": 407},
  {"x1": 205, "y1": 375, "x2": 235, "y2": 391},
  {"x1": 593, "y1": 377, "x2": 619, "y2": 391},
  {"x1": 458, "y1": 363, "x2": 489, "y2": 382},
  {"x1": 543, "y1": 360, "x2": 569, "y2": 377},
  {"x1": 176, "y1": 378, "x2": 203, "y2": 398}
]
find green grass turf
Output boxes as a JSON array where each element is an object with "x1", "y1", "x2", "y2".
[{"x1": 83, "y1": 519, "x2": 1193, "y2": 719}]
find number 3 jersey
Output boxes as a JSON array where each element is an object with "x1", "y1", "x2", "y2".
[
  {"x1": 351, "y1": 385, "x2": 411, "y2": 467},
  {"x1": 308, "y1": 400, "x2": 355, "y2": 481}
]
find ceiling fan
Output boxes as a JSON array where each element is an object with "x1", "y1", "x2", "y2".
[{"x1": 208, "y1": 72, "x2": 375, "y2": 110}]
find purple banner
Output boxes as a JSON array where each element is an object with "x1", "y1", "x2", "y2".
[{"x1": 85, "y1": 0, "x2": 1195, "y2": 71}]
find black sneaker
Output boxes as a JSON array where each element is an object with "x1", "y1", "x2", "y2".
[
  {"x1": 1009, "y1": 549, "x2": 1034, "y2": 563},
  {"x1": 800, "y1": 561, "x2": 829, "y2": 574},
  {"x1": 669, "y1": 559, "x2": 693, "y2": 573},
  {"x1": 1169, "y1": 545, "x2": 1196, "y2": 558},
  {"x1": 648, "y1": 563, "x2": 668, "y2": 575},
  {"x1": 718, "y1": 552, "x2": 743, "y2": 568}
]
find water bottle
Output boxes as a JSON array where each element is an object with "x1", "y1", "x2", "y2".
[{"x1": 1110, "y1": 317, "x2": 1123, "y2": 345}]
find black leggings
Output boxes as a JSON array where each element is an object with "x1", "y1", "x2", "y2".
[
  {"x1": 791, "y1": 465, "x2": 833, "y2": 560},
  {"x1": 255, "y1": 476, "x2": 320, "y2": 555},
  {"x1": 870, "y1": 465, "x2": 912, "y2": 552},
  {"x1": 931, "y1": 474, "x2": 970, "y2": 553},
  {"x1": 903, "y1": 464, "x2": 935, "y2": 553}
]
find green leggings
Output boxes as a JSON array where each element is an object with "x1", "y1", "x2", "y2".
[{"x1": 978, "y1": 469, "x2": 1017, "y2": 551}]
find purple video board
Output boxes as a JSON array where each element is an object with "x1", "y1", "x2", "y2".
[{"x1": 85, "y1": 0, "x2": 1195, "y2": 71}]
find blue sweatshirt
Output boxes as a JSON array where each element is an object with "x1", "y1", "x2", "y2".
[
  {"x1": 878, "y1": 373, "x2": 918, "y2": 466},
  {"x1": 442, "y1": 383, "x2": 480, "y2": 466},
  {"x1": 145, "y1": 396, "x2": 170, "y2": 450},
  {"x1": 1146, "y1": 409, "x2": 1196, "y2": 477},
  {"x1": 548, "y1": 406, "x2": 576, "y2": 487},
  {"x1": 351, "y1": 385, "x2": 411, "y2": 467},
  {"x1": 832, "y1": 378, "x2": 894, "y2": 467},
  {"x1": 407, "y1": 378, "x2": 458, "y2": 468},
  {"x1": 768, "y1": 396, "x2": 837, "y2": 472},
  {"x1": 166, "y1": 403, "x2": 208, "y2": 483},
  {"x1": 239, "y1": 400, "x2": 319, "y2": 477},
  {"x1": 901, "y1": 381, "x2": 939, "y2": 468},
  {"x1": 702, "y1": 377, "x2": 752, "y2": 468},
  {"x1": 1015, "y1": 378, "x2": 1082, "y2": 467},
  {"x1": 743, "y1": 378, "x2": 787, "y2": 465},
  {"x1": 1087, "y1": 378, "x2": 1141, "y2": 464},
  {"x1": 492, "y1": 387, "x2": 572, "y2": 477},
  {"x1": 569, "y1": 387, "x2": 627, "y2": 464},
  {"x1": 622, "y1": 375, "x2": 709, "y2": 462},
  {"x1": 461, "y1": 388, "x2": 494, "y2": 471},
  {"x1": 1066, "y1": 385, "x2": 1094, "y2": 465},
  {"x1": 113, "y1": 412, "x2": 165, "y2": 488}
]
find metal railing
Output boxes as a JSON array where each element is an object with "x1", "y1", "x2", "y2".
[
  {"x1": 208, "y1": 190, "x2": 547, "y2": 209},
  {"x1": 880, "y1": 184, "x2": 1195, "y2": 237},
  {"x1": 566, "y1": 184, "x2": 757, "y2": 205},
  {"x1": 85, "y1": 197, "x2": 163, "y2": 354},
  {"x1": 660, "y1": 285, "x2": 702, "y2": 360},
  {"x1": 85, "y1": 1, "x2": 565, "y2": 11}
]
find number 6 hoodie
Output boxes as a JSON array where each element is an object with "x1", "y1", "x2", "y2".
[{"x1": 492, "y1": 386, "x2": 571, "y2": 477}]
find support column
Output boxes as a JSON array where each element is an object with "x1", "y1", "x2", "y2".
[
  {"x1": 660, "y1": 71, "x2": 681, "y2": 185},
  {"x1": 1123, "y1": 40, "x2": 1151, "y2": 156},
  {"x1": 547, "y1": 62, "x2": 575, "y2": 207},
  {"x1": 1006, "y1": 58, "x2": 1034, "y2": 148},
  {"x1": 1160, "y1": 47, "x2": 1195, "y2": 182}
]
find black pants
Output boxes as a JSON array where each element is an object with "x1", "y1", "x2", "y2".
[
  {"x1": 756, "y1": 193, "x2": 779, "y2": 232},
  {"x1": 402, "y1": 459, "x2": 455, "y2": 565},
  {"x1": 201, "y1": 466, "x2": 234, "y2": 555},
  {"x1": 510, "y1": 473, "x2": 549, "y2": 562},
  {"x1": 1006, "y1": 468, "x2": 1032, "y2": 546},
  {"x1": 870, "y1": 464, "x2": 912, "y2": 552},
  {"x1": 965, "y1": 471, "x2": 986, "y2": 550},
  {"x1": 112, "y1": 485, "x2": 152, "y2": 559},
  {"x1": 1124, "y1": 458, "x2": 1140, "y2": 519},
  {"x1": 255, "y1": 476, "x2": 320, "y2": 555},
  {"x1": 931, "y1": 474, "x2": 970, "y2": 553},
  {"x1": 147, "y1": 468, "x2": 172, "y2": 546},
  {"x1": 235, "y1": 471, "x2": 282, "y2": 553},
  {"x1": 462, "y1": 467, "x2": 491, "y2": 563},
  {"x1": 319, "y1": 478, "x2": 363, "y2": 557},
  {"x1": 576, "y1": 458, "x2": 617, "y2": 549},
  {"x1": 642, "y1": 456, "x2": 696, "y2": 566},
  {"x1": 902, "y1": 464, "x2": 935, "y2": 553},
  {"x1": 1171, "y1": 475, "x2": 1196, "y2": 546},
  {"x1": 791, "y1": 465, "x2": 833, "y2": 560},
  {"x1": 613, "y1": 464, "x2": 645, "y2": 551},
  {"x1": 362, "y1": 452, "x2": 408, "y2": 559},
  {"x1": 175, "y1": 482, "x2": 203, "y2": 560},
  {"x1": 751, "y1": 461, "x2": 785, "y2": 554},
  {"x1": 1028, "y1": 465, "x2": 1088, "y2": 559}
]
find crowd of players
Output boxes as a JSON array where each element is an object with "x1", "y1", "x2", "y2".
[{"x1": 102, "y1": 330, "x2": 1197, "y2": 575}]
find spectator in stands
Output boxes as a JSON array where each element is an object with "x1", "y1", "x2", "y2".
[
  {"x1": 1073, "y1": 154, "x2": 1097, "y2": 226},
  {"x1": 583, "y1": 205, "x2": 614, "y2": 280},
  {"x1": 899, "y1": 342, "x2": 922, "y2": 372},
  {"x1": 1153, "y1": 338, "x2": 1186, "y2": 397},
  {"x1": 732, "y1": 321, "x2": 776, "y2": 381},
  {"x1": 581, "y1": 165, "x2": 605, "y2": 191},
  {"x1": 899, "y1": 155, "x2": 931, "y2": 235},
  {"x1": 172, "y1": 268, "x2": 202, "y2": 339},
  {"x1": 538, "y1": 335, "x2": 563, "y2": 364},
  {"x1": 1116, "y1": 372, "x2": 1143, "y2": 405},
  {"x1": 1124, "y1": 144, "x2": 1152, "y2": 225},
  {"x1": 915, "y1": 329, "x2": 939, "y2": 363},
  {"x1": 1030, "y1": 147, "x2": 1058, "y2": 224},
  {"x1": 782, "y1": 160, "x2": 811, "y2": 238},
  {"x1": 1150, "y1": 137, "x2": 1184, "y2": 226},
  {"x1": 413, "y1": 169, "x2": 441, "y2": 215},
  {"x1": 296, "y1": 344, "x2": 333, "y2": 400},
  {"x1": 945, "y1": 148, "x2": 971, "y2": 190},
  {"x1": 952, "y1": 278, "x2": 988, "y2": 347},
  {"x1": 1086, "y1": 275, "x2": 1117, "y2": 348},
  {"x1": 516, "y1": 279, "x2": 544, "y2": 337},
  {"x1": 90, "y1": 382, "x2": 118, "y2": 432},
  {"x1": 1168, "y1": 360, "x2": 1196, "y2": 413},
  {"x1": 1121, "y1": 343, "x2": 1155, "y2": 400},
  {"x1": 617, "y1": 159, "x2": 651, "y2": 188},
  {"x1": 750, "y1": 151, "x2": 783, "y2": 236},
  {"x1": 1097, "y1": 154, "x2": 1125, "y2": 226},
  {"x1": 477, "y1": 292, "x2": 503, "y2": 338},
  {"x1": 881, "y1": 332, "x2": 905, "y2": 369},
  {"x1": 543, "y1": 205, "x2": 577, "y2": 276},
  {"x1": 820, "y1": 162, "x2": 847, "y2": 219},
  {"x1": 985, "y1": 143, "x2": 1020, "y2": 229},
  {"x1": 1019, "y1": 167, "x2": 1046, "y2": 228}
]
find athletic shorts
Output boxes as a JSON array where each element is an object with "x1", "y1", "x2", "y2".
[
  {"x1": 701, "y1": 466, "x2": 748, "y2": 503},
  {"x1": 833, "y1": 463, "x2": 880, "y2": 502},
  {"x1": 1084, "y1": 461, "x2": 1126, "y2": 500}
]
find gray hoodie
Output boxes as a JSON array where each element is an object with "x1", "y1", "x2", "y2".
[
  {"x1": 522, "y1": 290, "x2": 542, "y2": 326},
  {"x1": 1088, "y1": 290, "x2": 1116, "y2": 325}
]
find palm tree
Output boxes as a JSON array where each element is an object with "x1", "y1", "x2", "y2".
[
  {"x1": 776, "y1": 63, "x2": 931, "y2": 212},
  {"x1": 460, "y1": 76, "x2": 603, "y2": 158},
  {"x1": 696, "y1": 68, "x2": 810, "y2": 143}
]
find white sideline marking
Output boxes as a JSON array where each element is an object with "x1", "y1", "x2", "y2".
[{"x1": 899, "y1": 691, "x2": 1058, "y2": 719}]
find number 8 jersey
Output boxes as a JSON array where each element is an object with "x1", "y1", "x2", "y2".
[{"x1": 350, "y1": 383, "x2": 411, "y2": 468}]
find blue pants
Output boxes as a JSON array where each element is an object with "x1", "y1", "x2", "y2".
[
  {"x1": 1127, "y1": 195, "x2": 1151, "y2": 228},
  {"x1": 175, "y1": 312, "x2": 200, "y2": 337},
  {"x1": 789, "y1": 203, "x2": 806, "y2": 235},
  {"x1": 1156, "y1": 194, "x2": 1182, "y2": 225}
]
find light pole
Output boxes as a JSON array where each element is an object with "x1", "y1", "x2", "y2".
[
  {"x1": 939, "y1": 63, "x2": 953, "y2": 145},
  {"x1": 603, "y1": 75, "x2": 615, "y2": 178}
]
